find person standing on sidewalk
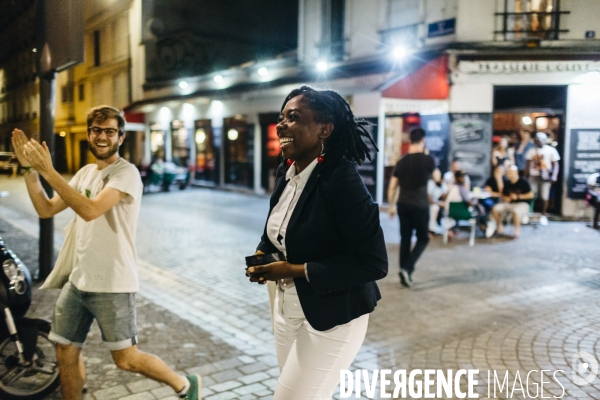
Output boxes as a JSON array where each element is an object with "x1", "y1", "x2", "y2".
[
  {"x1": 525, "y1": 132, "x2": 560, "y2": 225},
  {"x1": 11, "y1": 106, "x2": 201, "y2": 400},
  {"x1": 388, "y1": 128, "x2": 435, "y2": 288}
]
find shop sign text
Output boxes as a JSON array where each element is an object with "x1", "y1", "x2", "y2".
[{"x1": 459, "y1": 61, "x2": 600, "y2": 74}]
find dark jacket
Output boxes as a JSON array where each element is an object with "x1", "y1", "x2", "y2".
[{"x1": 257, "y1": 158, "x2": 388, "y2": 331}]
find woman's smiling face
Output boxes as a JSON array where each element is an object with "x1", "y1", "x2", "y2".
[{"x1": 277, "y1": 95, "x2": 331, "y2": 170}]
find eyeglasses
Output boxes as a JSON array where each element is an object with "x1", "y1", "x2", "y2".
[{"x1": 88, "y1": 126, "x2": 120, "y2": 137}]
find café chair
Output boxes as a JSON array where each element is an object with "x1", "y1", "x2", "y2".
[{"x1": 443, "y1": 201, "x2": 476, "y2": 247}]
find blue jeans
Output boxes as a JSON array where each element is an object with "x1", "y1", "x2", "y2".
[{"x1": 49, "y1": 282, "x2": 138, "y2": 351}]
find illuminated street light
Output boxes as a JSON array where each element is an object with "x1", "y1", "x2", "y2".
[
  {"x1": 393, "y1": 47, "x2": 407, "y2": 59},
  {"x1": 179, "y1": 81, "x2": 188, "y2": 89},
  {"x1": 227, "y1": 129, "x2": 239, "y2": 141},
  {"x1": 214, "y1": 75, "x2": 224, "y2": 83},
  {"x1": 258, "y1": 67, "x2": 268, "y2": 76},
  {"x1": 316, "y1": 61, "x2": 328, "y2": 71},
  {"x1": 522, "y1": 116, "x2": 533, "y2": 125}
]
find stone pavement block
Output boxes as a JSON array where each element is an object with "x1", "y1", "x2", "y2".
[
  {"x1": 238, "y1": 355, "x2": 256, "y2": 364},
  {"x1": 262, "y1": 378, "x2": 279, "y2": 389},
  {"x1": 200, "y1": 387, "x2": 215, "y2": 398},
  {"x1": 92, "y1": 385, "x2": 131, "y2": 400},
  {"x1": 119, "y1": 392, "x2": 157, "y2": 400},
  {"x1": 186, "y1": 364, "x2": 218, "y2": 377},
  {"x1": 210, "y1": 368, "x2": 245, "y2": 383},
  {"x1": 239, "y1": 361, "x2": 269, "y2": 375},
  {"x1": 150, "y1": 386, "x2": 175, "y2": 399},
  {"x1": 233, "y1": 382, "x2": 267, "y2": 395},
  {"x1": 205, "y1": 391, "x2": 239, "y2": 400},
  {"x1": 238, "y1": 372, "x2": 270, "y2": 385},
  {"x1": 127, "y1": 379, "x2": 162, "y2": 394},
  {"x1": 209, "y1": 379, "x2": 243, "y2": 392},
  {"x1": 211, "y1": 357, "x2": 244, "y2": 371}
]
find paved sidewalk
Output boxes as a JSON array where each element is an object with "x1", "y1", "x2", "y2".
[{"x1": 1, "y1": 175, "x2": 600, "y2": 399}]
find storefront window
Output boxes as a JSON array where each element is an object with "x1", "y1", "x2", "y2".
[
  {"x1": 171, "y1": 120, "x2": 191, "y2": 167},
  {"x1": 224, "y1": 117, "x2": 253, "y2": 188},
  {"x1": 150, "y1": 122, "x2": 165, "y2": 161},
  {"x1": 263, "y1": 122, "x2": 280, "y2": 191},
  {"x1": 383, "y1": 113, "x2": 420, "y2": 201},
  {"x1": 194, "y1": 120, "x2": 217, "y2": 184}
]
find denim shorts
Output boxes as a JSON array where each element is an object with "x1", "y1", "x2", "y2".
[{"x1": 49, "y1": 281, "x2": 138, "y2": 351}]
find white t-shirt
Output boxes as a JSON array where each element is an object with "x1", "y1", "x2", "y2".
[
  {"x1": 427, "y1": 180, "x2": 447, "y2": 203},
  {"x1": 66, "y1": 158, "x2": 143, "y2": 293},
  {"x1": 443, "y1": 171, "x2": 470, "y2": 190},
  {"x1": 587, "y1": 172, "x2": 599, "y2": 187},
  {"x1": 525, "y1": 145, "x2": 560, "y2": 177}
]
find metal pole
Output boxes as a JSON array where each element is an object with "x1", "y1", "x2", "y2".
[{"x1": 38, "y1": 72, "x2": 56, "y2": 280}]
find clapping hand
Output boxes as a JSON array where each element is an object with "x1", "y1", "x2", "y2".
[
  {"x1": 22, "y1": 138, "x2": 55, "y2": 177},
  {"x1": 11, "y1": 129, "x2": 31, "y2": 167}
]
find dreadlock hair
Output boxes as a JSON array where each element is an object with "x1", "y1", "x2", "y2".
[{"x1": 280, "y1": 86, "x2": 378, "y2": 165}]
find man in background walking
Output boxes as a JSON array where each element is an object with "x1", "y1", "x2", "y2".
[{"x1": 388, "y1": 128, "x2": 436, "y2": 288}]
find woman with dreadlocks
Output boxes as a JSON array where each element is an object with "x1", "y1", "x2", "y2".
[{"x1": 246, "y1": 86, "x2": 388, "y2": 399}]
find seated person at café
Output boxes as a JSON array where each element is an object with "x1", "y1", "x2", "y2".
[
  {"x1": 482, "y1": 164, "x2": 506, "y2": 214},
  {"x1": 587, "y1": 172, "x2": 600, "y2": 230},
  {"x1": 428, "y1": 168, "x2": 447, "y2": 234},
  {"x1": 446, "y1": 170, "x2": 486, "y2": 231},
  {"x1": 491, "y1": 166, "x2": 534, "y2": 238},
  {"x1": 444, "y1": 160, "x2": 471, "y2": 190}
]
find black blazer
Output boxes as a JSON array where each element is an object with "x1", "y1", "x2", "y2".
[{"x1": 257, "y1": 158, "x2": 388, "y2": 331}]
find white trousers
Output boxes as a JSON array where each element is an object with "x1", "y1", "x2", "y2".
[
  {"x1": 273, "y1": 288, "x2": 369, "y2": 400},
  {"x1": 429, "y1": 203, "x2": 441, "y2": 233}
]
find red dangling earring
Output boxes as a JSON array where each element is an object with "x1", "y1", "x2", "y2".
[
  {"x1": 286, "y1": 159, "x2": 294, "y2": 166},
  {"x1": 317, "y1": 139, "x2": 325, "y2": 164}
]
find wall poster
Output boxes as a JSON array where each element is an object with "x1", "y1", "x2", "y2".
[
  {"x1": 567, "y1": 129, "x2": 600, "y2": 199},
  {"x1": 448, "y1": 113, "x2": 493, "y2": 188}
]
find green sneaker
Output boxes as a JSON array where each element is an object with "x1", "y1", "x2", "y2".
[{"x1": 182, "y1": 375, "x2": 202, "y2": 400}]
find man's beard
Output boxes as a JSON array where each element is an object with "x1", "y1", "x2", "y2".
[{"x1": 90, "y1": 140, "x2": 119, "y2": 160}]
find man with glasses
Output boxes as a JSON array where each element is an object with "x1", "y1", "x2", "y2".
[{"x1": 11, "y1": 106, "x2": 201, "y2": 400}]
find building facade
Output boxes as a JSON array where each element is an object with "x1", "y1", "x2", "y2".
[
  {"x1": 3, "y1": 0, "x2": 599, "y2": 219},
  {"x1": 54, "y1": 0, "x2": 145, "y2": 173},
  {"x1": 0, "y1": 0, "x2": 39, "y2": 151},
  {"x1": 126, "y1": 0, "x2": 600, "y2": 218}
]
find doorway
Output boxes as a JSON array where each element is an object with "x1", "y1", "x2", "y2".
[{"x1": 493, "y1": 85, "x2": 567, "y2": 215}]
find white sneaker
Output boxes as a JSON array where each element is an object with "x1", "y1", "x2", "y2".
[
  {"x1": 521, "y1": 214, "x2": 530, "y2": 225},
  {"x1": 540, "y1": 215, "x2": 548, "y2": 226},
  {"x1": 486, "y1": 220, "x2": 497, "y2": 238}
]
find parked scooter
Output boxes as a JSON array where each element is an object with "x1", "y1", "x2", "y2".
[{"x1": 0, "y1": 236, "x2": 60, "y2": 399}]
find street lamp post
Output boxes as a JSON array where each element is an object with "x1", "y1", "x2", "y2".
[
  {"x1": 38, "y1": 72, "x2": 56, "y2": 279},
  {"x1": 35, "y1": 0, "x2": 84, "y2": 279}
]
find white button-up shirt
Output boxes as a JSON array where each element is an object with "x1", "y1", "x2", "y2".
[{"x1": 267, "y1": 158, "x2": 318, "y2": 292}]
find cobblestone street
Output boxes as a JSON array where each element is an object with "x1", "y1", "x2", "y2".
[{"x1": 1, "y1": 175, "x2": 600, "y2": 399}]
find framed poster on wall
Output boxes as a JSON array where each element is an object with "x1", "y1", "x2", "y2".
[
  {"x1": 421, "y1": 114, "x2": 450, "y2": 174},
  {"x1": 567, "y1": 129, "x2": 600, "y2": 199},
  {"x1": 449, "y1": 113, "x2": 493, "y2": 188}
]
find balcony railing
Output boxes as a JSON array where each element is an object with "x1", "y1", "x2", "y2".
[{"x1": 495, "y1": 11, "x2": 570, "y2": 41}]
